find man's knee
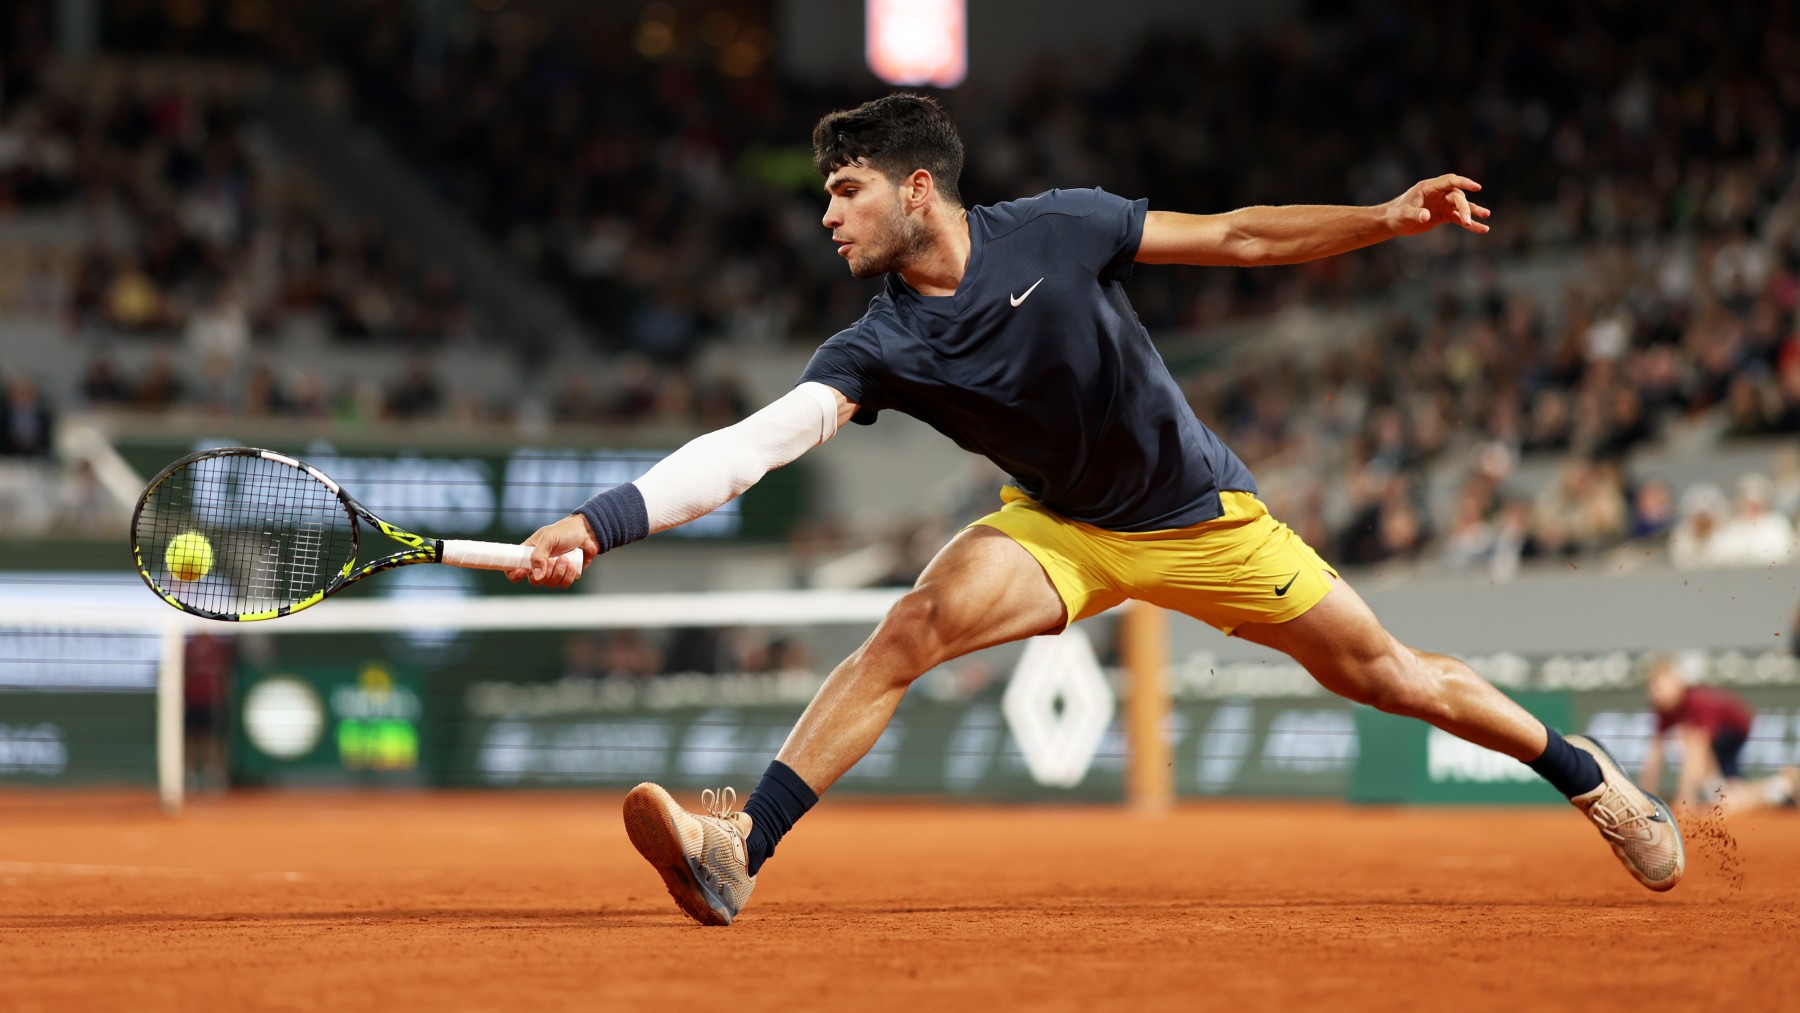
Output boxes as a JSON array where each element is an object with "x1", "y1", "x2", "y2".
[
  {"x1": 1357, "y1": 649, "x2": 1446, "y2": 720},
  {"x1": 883, "y1": 589, "x2": 942, "y2": 635},
  {"x1": 857, "y1": 590, "x2": 949, "y2": 681}
]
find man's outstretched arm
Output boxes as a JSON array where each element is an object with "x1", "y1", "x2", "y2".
[
  {"x1": 511, "y1": 381, "x2": 856, "y2": 586},
  {"x1": 1135, "y1": 174, "x2": 1490, "y2": 268}
]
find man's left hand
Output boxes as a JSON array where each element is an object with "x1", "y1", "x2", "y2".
[{"x1": 1386, "y1": 175, "x2": 1491, "y2": 237}]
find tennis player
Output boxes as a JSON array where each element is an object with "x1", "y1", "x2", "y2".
[{"x1": 514, "y1": 94, "x2": 1684, "y2": 925}]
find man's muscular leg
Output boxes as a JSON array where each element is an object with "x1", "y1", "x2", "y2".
[
  {"x1": 1235, "y1": 573, "x2": 1684, "y2": 891},
  {"x1": 778, "y1": 525, "x2": 1066, "y2": 790},
  {"x1": 624, "y1": 524, "x2": 1066, "y2": 924},
  {"x1": 734, "y1": 524, "x2": 1066, "y2": 869},
  {"x1": 1232, "y1": 575, "x2": 1548, "y2": 758}
]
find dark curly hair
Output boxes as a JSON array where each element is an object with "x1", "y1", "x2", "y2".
[{"x1": 811, "y1": 93, "x2": 964, "y2": 207}]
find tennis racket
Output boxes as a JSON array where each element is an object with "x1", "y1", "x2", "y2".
[{"x1": 131, "y1": 446, "x2": 582, "y2": 621}]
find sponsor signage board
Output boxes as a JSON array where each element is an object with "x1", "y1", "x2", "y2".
[
  {"x1": 233, "y1": 660, "x2": 427, "y2": 786},
  {"x1": 1348, "y1": 692, "x2": 1571, "y2": 806},
  {"x1": 1170, "y1": 648, "x2": 1800, "y2": 700},
  {"x1": 0, "y1": 691, "x2": 153, "y2": 786},
  {"x1": 450, "y1": 678, "x2": 1361, "y2": 800}
]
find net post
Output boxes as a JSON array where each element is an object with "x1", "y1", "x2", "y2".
[
  {"x1": 1121, "y1": 601, "x2": 1171, "y2": 814},
  {"x1": 157, "y1": 619, "x2": 185, "y2": 815}
]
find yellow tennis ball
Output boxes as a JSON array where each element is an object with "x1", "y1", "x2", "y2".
[{"x1": 165, "y1": 531, "x2": 214, "y2": 582}]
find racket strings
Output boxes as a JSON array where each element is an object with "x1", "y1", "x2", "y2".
[
  {"x1": 289, "y1": 520, "x2": 327, "y2": 601},
  {"x1": 138, "y1": 453, "x2": 356, "y2": 616}
]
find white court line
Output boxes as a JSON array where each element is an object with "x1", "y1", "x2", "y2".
[{"x1": 0, "y1": 861, "x2": 303, "y2": 881}]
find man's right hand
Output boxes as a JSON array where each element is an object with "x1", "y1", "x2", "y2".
[{"x1": 507, "y1": 514, "x2": 600, "y2": 588}]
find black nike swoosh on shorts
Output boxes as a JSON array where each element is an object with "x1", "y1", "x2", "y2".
[{"x1": 1274, "y1": 572, "x2": 1299, "y2": 596}]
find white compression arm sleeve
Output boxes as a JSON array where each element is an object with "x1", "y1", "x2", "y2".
[{"x1": 632, "y1": 381, "x2": 842, "y2": 532}]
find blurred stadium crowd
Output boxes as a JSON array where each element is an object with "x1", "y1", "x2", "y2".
[
  {"x1": 1, "y1": 0, "x2": 1797, "y2": 578},
  {"x1": 0, "y1": 62, "x2": 475, "y2": 345}
]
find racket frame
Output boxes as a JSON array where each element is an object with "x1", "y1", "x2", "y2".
[{"x1": 133, "y1": 447, "x2": 518, "y2": 622}]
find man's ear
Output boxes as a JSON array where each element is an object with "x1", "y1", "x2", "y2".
[{"x1": 905, "y1": 168, "x2": 935, "y2": 211}]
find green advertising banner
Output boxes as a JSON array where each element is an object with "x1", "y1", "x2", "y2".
[
  {"x1": 1176, "y1": 698, "x2": 1358, "y2": 798},
  {"x1": 453, "y1": 690, "x2": 1116, "y2": 801},
  {"x1": 1345, "y1": 683, "x2": 1800, "y2": 807},
  {"x1": 446, "y1": 679, "x2": 1361, "y2": 801},
  {"x1": 212, "y1": 648, "x2": 1800, "y2": 803},
  {"x1": 0, "y1": 691, "x2": 154, "y2": 787},
  {"x1": 233, "y1": 660, "x2": 428, "y2": 787},
  {"x1": 1348, "y1": 692, "x2": 1571, "y2": 805}
]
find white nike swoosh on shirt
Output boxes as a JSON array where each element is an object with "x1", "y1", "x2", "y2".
[{"x1": 1009, "y1": 278, "x2": 1045, "y2": 307}]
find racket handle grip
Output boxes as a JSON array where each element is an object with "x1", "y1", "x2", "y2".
[{"x1": 440, "y1": 540, "x2": 585, "y2": 577}]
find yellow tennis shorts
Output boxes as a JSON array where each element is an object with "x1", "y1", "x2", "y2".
[{"x1": 971, "y1": 487, "x2": 1338, "y2": 635}]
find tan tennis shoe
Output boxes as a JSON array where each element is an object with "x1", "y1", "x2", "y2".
[
  {"x1": 1565, "y1": 734, "x2": 1685, "y2": 891},
  {"x1": 623, "y1": 783, "x2": 756, "y2": 925}
]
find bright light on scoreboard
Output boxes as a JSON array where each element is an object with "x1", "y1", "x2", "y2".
[{"x1": 866, "y1": 0, "x2": 966, "y2": 88}]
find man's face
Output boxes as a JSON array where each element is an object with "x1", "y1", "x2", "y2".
[
  {"x1": 1647, "y1": 668, "x2": 1684, "y2": 712},
  {"x1": 821, "y1": 164, "x2": 928, "y2": 279}
]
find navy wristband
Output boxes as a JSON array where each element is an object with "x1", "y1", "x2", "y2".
[{"x1": 574, "y1": 484, "x2": 650, "y2": 553}]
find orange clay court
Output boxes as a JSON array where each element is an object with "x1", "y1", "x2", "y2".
[{"x1": 2, "y1": 792, "x2": 1798, "y2": 1012}]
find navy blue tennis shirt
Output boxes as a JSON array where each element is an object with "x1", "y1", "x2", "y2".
[{"x1": 798, "y1": 187, "x2": 1257, "y2": 531}]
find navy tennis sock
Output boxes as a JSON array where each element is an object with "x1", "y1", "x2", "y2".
[
  {"x1": 740, "y1": 760, "x2": 818, "y2": 876},
  {"x1": 1528, "y1": 727, "x2": 1604, "y2": 798}
]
